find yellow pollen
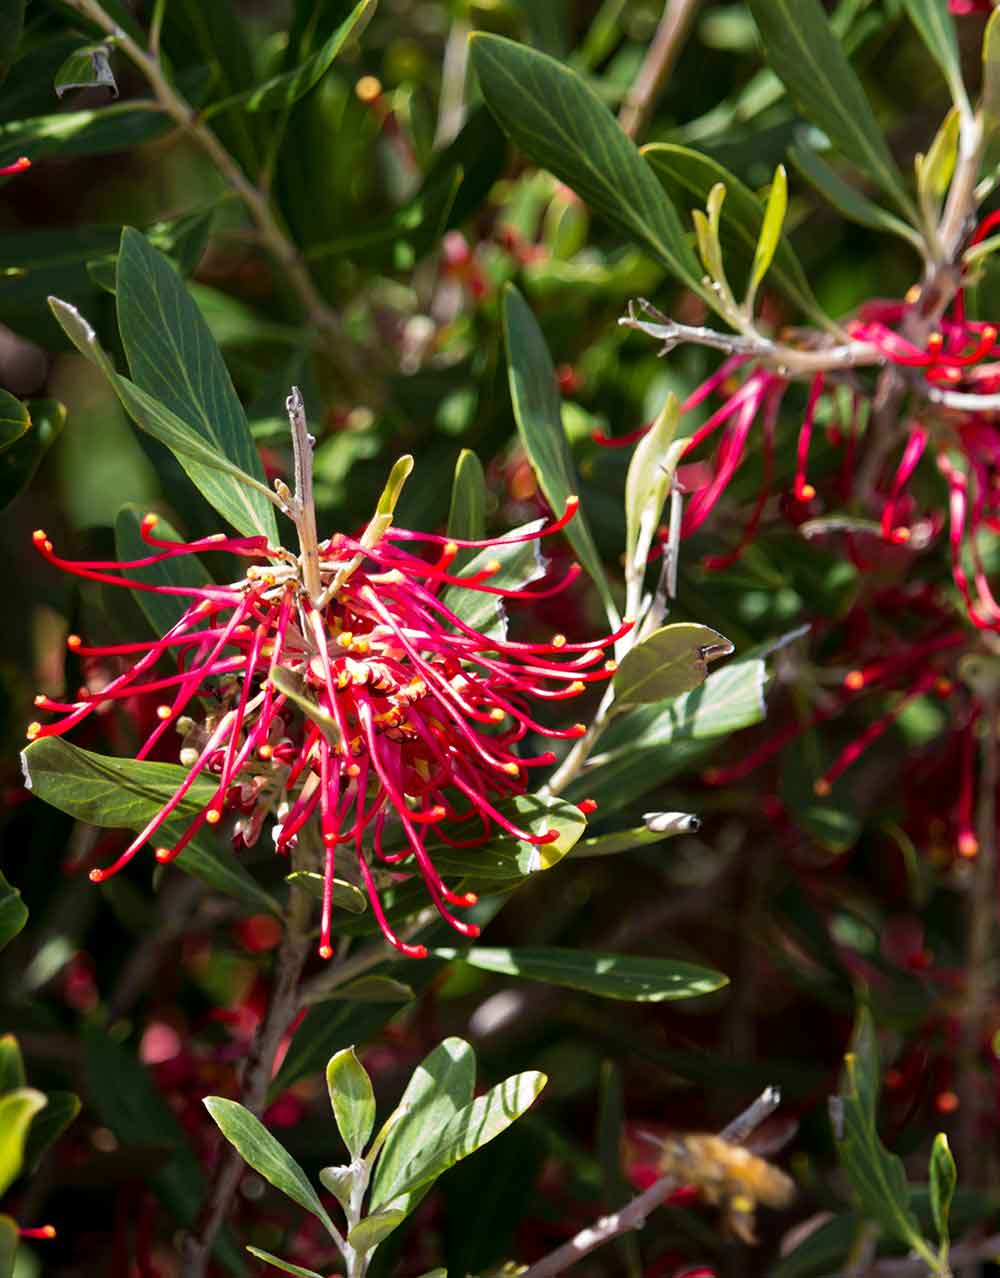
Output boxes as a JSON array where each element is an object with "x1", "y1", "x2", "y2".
[
  {"x1": 337, "y1": 671, "x2": 351, "y2": 688},
  {"x1": 985, "y1": 326, "x2": 998, "y2": 341},
  {"x1": 484, "y1": 559, "x2": 501, "y2": 574},
  {"x1": 443, "y1": 540, "x2": 458, "y2": 556},
  {"x1": 489, "y1": 708, "x2": 505, "y2": 721},
  {"x1": 571, "y1": 722, "x2": 586, "y2": 736},
  {"x1": 337, "y1": 632, "x2": 353, "y2": 648},
  {"x1": 156, "y1": 705, "x2": 172, "y2": 721},
  {"x1": 502, "y1": 761, "x2": 521, "y2": 776},
  {"x1": 798, "y1": 483, "x2": 816, "y2": 501},
  {"x1": 257, "y1": 744, "x2": 273, "y2": 760},
  {"x1": 567, "y1": 680, "x2": 585, "y2": 694},
  {"x1": 32, "y1": 528, "x2": 47, "y2": 542},
  {"x1": 813, "y1": 779, "x2": 832, "y2": 797},
  {"x1": 551, "y1": 634, "x2": 567, "y2": 648},
  {"x1": 319, "y1": 943, "x2": 334, "y2": 959},
  {"x1": 154, "y1": 847, "x2": 171, "y2": 862},
  {"x1": 233, "y1": 624, "x2": 251, "y2": 636},
  {"x1": 893, "y1": 526, "x2": 911, "y2": 542},
  {"x1": 205, "y1": 809, "x2": 222, "y2": 825},
  {"x1": 845, "y1": 671, "x2": 865, "y2": 691},
  {"x1": 26, "y1": 722, "x2": 40, "y2": 740},
  {"x1": 142, "y1": 513, "x2": 158, "y2": 530},
  {"x1": 33, "y1": 694, "x2": 45, "y2": 706},
  {"x1": 604, "y1": 659, "x2": 618, "y2": 672},
  {"x1": 356, "y1": 74, "x2": 382, "y2": 102},
  {"x1": 260, "y1": 642, "x2": 275, "y2": 658},
  {"x1": 905, "y1": 283, "x2": 922, "y2": 304},
  {"x1": 66, "y1": 634, "x2": 82, "y2": 650},
  {"x1": 346, "y1": 763, "x2": 361, "y2": 778}
]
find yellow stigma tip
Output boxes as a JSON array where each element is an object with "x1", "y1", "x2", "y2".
[
  {"x1": 502, "y1": 761, "x2": 521, "y2": 776},
  {"x1": 551, "y1": 634, "x2": 567, "y2": 648},
  {"x1": 156, "y1": 705, "x2": 172, "y2": 720},
  {"x1": 489, "y1": 707, "x2": 505, "y2": 721},
  {"x1": 845, "y1": 671, "x2": 865, "y2": 691},
  {"x1": 604, "y1": 659, "x2": 618, "y2": 672},
  {"x1": 26, "y1": 722, "x2": 40, "y2": 740},
  {"x1": 142, "y1": 513, "x2": 158, "y2": 530},
  {"x1": 32, "y1": 529, "x2": 46, "y2": 542},
  {"x1": 356, "y1": 74, "x2": 382, "y2": 102},
  {"x1": 319, "y1": 944, "x2": 334, "y2": 959},
  {"x1": 443, "y1": 541, "x2": 458, "y2": 556},
  {"x1": 485, "y1": 559, "x2": 501, "y2": 574},
  {"x1": 89, "y1": 868, "x2": 105, "y2": 882},
  {"x1": 257, "y1": 744, "x2": 273, "y2": 760},
  {"x1": 205, "y1": 809, "x2": 222, "y2": 825},
  {"x1": 568, "y1": 680, "x2": 585, "y2": 695},
  {"x1": 813, "y1": 779, "x2": 832, "y2": 797},
  {"x1": 66, "y1": 634, "x2": 82, "y2": 649},
  {"x1": 33, "y1": 694, "x2": 45, "y2": 706},
  {"x1": 799, "y1": 483, "x2": 816, "y2": 501}
]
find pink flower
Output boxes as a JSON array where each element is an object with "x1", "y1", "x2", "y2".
[
  {"x1": 28, "y1": 501, "x2": 625, "y2": 958},
  {"x1": 949, "y1": 1, "x2": 994, "y2": 14}
]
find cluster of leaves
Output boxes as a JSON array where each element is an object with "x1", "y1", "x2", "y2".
[{"x1": 2, "y1": 0, "x2": 1000, "y2": 1275}]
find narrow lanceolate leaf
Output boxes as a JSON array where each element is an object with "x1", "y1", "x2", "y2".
[
  {"x1": 326, "y1": 1048, "x2": 376, "y2": 1160},
  {"x1": 204, "y1": 1098, "x2": 339, "y2": 1238},
  {"x1": 789, "y1": 144, "x2": 924, "y2": 251},
  {"x1": 470, "y1": 34, "x2": 707, "y2": 297},
  {"x1": 613, "y1": 623, "x2": 733, "y2": 707},
  {"x1": 982, "y1": 9, "x2": 1000, "y2": 133},
  {"x1": 0, "y1": 399, "x2": 66, "y2": 512},
  {"x1": 23, "y1": 1091, "x2": 80, "y2": 1170},
  {"x1": 749, "y1": 164, "x2": 788, "y2": 301},
  {"x1": 0, "y1": 389, "x2": 29, "y2": 452},
  {"x1": 0, "y1": 0, "x2": 24, "y2": 89},
  {"x1": 440, "y1": 518, "x2": 547, "y2": 640},
  {"x1": 245, "y1": 1249, "x2": 324, "y2": 1278},
  {"x1": 901, "y1": 0, "x2": 967, "y2": 114},
  {"x1": 572, "y1": 819, "x2": 699, "y2": 858},
  {"x1": 929, "y1": 1132, "x2": 956, "y2": 1252},
  {"x1": 502, "y1": 285, "x2": 617, "y2": 619},
  {"x1": 346, "y1": 1208, "x2": 407, "y2": 1252},
  {"x1": 745, "y1": 0, "x2": 915, "y2": 218},
  {"x1": 447, "y1": 448, "x2": 487, "y2": 543},
  {"x1": 0, "y1": 1089, "x2": 46, "y2": 1196},
  {"x1": 382, "y1": 1072, "x2": 547, "y2": 1207},
  {"x1": 0, "y1": 872, "x2": 27, "y2": 952},
  {"x1": 115, "y1": 228, "x2": 278, "y2": 541},
  {"x1": 371, "y1": 1038, "x2": 476, "y2": 1210},
  {"x1": 0, "y1": 1036, "x2": 24, "y2": 1093},
  {"x1": 624, "y1": 394, "x2": 679, "y2": 580},
  {"x1": 431, "y1": 946, "x2": 728, "y2": 1002},
  {"x1": 114, "y1": 504, "x2": 212, "y2": 636},
  {"x1": 203, "y1": 0, "x2": 374, "y2": 117}
]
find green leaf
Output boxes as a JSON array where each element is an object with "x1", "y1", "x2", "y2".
[
  {"x1": 447, "y1": 448, "x2": 487, "y2": 543},
  {"x1": 789, "y1": 143, "x2": 924, "y2": 251},
  {"x1": 471, "y1": 34, "x2": 706, "y2": 295},
  {"x1": 0, "y1": 399, "x2": 66, "y2": 511},
  {"x1": 204, "y1": 0, "x2": 374, "y2": 118},
  {"x1": 89, "y1": 207, "x2": 219, "y2": 291},
  {"x1": 432, "y1": 946, "x2": 728, "y2": 1002},
  {"x1": 371, "y1": 1038, "x2": 476, "y2": 1210},
  {"x1": 832, "y1": 1007, "x2": 931, "y2": 1260},
  {"x1": 0, "y1": 1216, "x2": 16, "y2": 1278},
  {"x1": 21, "y1": 738, "x2": 280, "y2": 916},
  {"x1": 0, "y1": 101, "x2": 171, "y2": 170},
  {"x1": 23, "y1": 1091, "x2": 80, "y2": 1171},
  {"x1": 0, "y1": 871, "x2": 27, "y2": 952},
  {"x1": 47, "y1": 295, "x2": 116, "y2": 376},
  {"x1": 0, "y1": 1088, "x2": 46, "y2": 1196},
  {"x1": 54, "y1": 41, "x2": 118, "y2": 99},
  {"x1": 114, "y1": 504, "x2": 213, "y2": 636},
  {"x1": 439, "y1": 517, "x2": 547, "y2": 639},
  {"x1": 983, "y1": 9, "x2": 1000, "y2": 132},
  {"x1": 347, "y1": 1208, "x2": 407, "y2": 1252},
  {"x1": 572, "y1": 817, "x2": 700, "y2": 858},
  {"x1": 307, "y1": 975, "x2": 414, "y2": 1004},
  {"x1": 84, "y1": 1024, "x2": 246, "y2": 1274},
  {"x1": 613, "y1": 623, "x2": 733, "y2": 707},
  {"x1": 749, "y1": 163, "x2": 788, "y2": 301},
  {"x1": 597, "y1": 1061, "x2": 641, "y2": 1276},
  {"x1": 326, "y1": 1047, "x2": 376, "y2": 1160},
  {"x1": 427, "y1": 793, "x2": 588, "y2": 879},
  {"x1": 0, "y1": 389, "x2": 29, "y2": 453},
  {"x1": 285, "y1": 871, "x2": 367, "y2": 914},
  {"x1": 115, "y1": 228, "x2": 278, "y2": 541},
  {"x1": 204, "y1": 1097, "x2": 339, "y2": 1237},
  {"x1": 0, "y1": 0, "x2": 24, "y2": 89},
  {"x1": 318, "y1": 1162, "x2": 353, "y2": 1209},
  {"x1": 245, "y1": 1249, "x2": 324, "y2": 1278},
  {"x1": 745, "y1": 0, "x2": 915, "y2": 217},
  {"x1": 901, "y1": 0, "x2": 967, "y2": 113},
  {"x1": 0, "y1": 1036, "x2": 24, "y2": 1094},
  {"x1": 929, "y1": 1132, "x2": 956, "y2": 1252},
  {"x1": 624, "y1": 393, "x2": 679, "y2": 581},
  {"x1": 502, "y1": 284, "x2": 616, "y2": 618},
  {"x1": 381, "y1": 1072, "x2": 547, "y2": 1206}
]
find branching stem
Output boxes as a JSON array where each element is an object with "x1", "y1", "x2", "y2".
[{"x1": 618, "y1": 0, "x2": 702, "y2": 141}]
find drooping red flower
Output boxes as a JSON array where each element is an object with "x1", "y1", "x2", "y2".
[{"x1": 27, "y1": 499, "x2": 625, "y2": 958}]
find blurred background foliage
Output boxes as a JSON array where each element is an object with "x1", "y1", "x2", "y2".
[{"x1": 1, "y1": 0, "x2": 997, "y2": 1275}]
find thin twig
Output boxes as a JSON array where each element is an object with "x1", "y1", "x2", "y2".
[
  {"x1": 517, "y1": 1087, "x2": 783, "y2": 1278},
  {"x1": 282, "y1": 386, "x2": 322, "y2": 602},
  {"x1": 61, "y1": 0, "x2": 373, "y2": 402},
  {"x1": 619, "y1": 0, "x2": 702, "y2": 141}
]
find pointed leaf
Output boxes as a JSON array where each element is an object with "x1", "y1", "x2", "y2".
[
  {"x1": 205, "y1": 0, "x2": 374, "y2": 117},
  {"x1": 745, "y1": 0, "x2": 914, "y2": 217},
  {"x1": 318, "y1": 1164, "x2": 354, "y2": 1211},
  {"x1": 439, "y1": 517, "x2": 548, "y2": 639},
  {"x1": 0, "y1": 1088, "x2": 46, "y2": 1196},
  {"x1": 285, "y1": 871, "x2": 367, "y2": 914},
  {"x1": 431, "y1": 946, "x2": 728, "y2": 1002},
  {"x1": 502, "y1": 284, "x2": 616, "y2": 617},
  {"x1": 613, "y1": 623, "x2": 733, "y2": 707},
  {"x1": 901, "y1": 0, "x2": 967, "y2": 113},
  {"x1": 327, "y1": 1048, "x2": 376, "y2": 1160},
  {"x1": 749, "y1": 164, "x2": 788, "y2": 298},
  {"x1": 447, "y1": 448, "x2": 487, "y2": 543},
  {"x1": 0, "y1": 0, "x2": 24, "y2": 90},
  {"x1": 572, "y1": 818, "x2": 700, "y2": 858},
  {"x1": 929, "y1": 1132, "x2": 956, "y2": 1251},
  {"x1": 789, "y1": 143, "x2": 924, "y2": 250},
  {"x1": 0, "y1": 389, "x2": 29, "y2": 453},
  {"x1": 245, "y1": 1248, "x2": 325, "y2": 1278},
  {"x1": 383, "y1": 1072, "x2": 547, "y2": 1205},
  {"x1": 427, "y1": 792, "x2": 587, "y2": 878},
  {"x1": 0, "y1": 1037, "x2": 24, "y2": 1094},
  {"x1": 204, "y1": 1097, "x2": 339, "y2": 1236},
  {"x1": 115, "y1": 228, "x2": 278, "y2": 540},
  {"x1": 470, "y1": 34, "x2": 706, "y2": 295},
  {"x1": 0, "y1": 871, "x2": 27, "y2": 952},
  {"x1": 23, "y1": 1091, "x2": 80, "y2": 1171},
  {"x1": 307, "y1": 975, "x2": 414, "y2": 1005},
  {"x1": 0, "y1": 398, "x2": 66, "y2": 511},
  {"x1": 114, "y1": 504, "x2": 212, "y2": 636},
  {"x1": 371, "y1": 1038, "x2": 476, "y2": 1209},
  {"x1": 346, "y1": 1207, "x2": 407, "y2": 1252},
  {"x1": 624, "y1": 394, "x2": 679, "y2": 578}
]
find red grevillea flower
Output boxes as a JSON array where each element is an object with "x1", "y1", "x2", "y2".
[{"x1": 27, "y1": 498, "x2": 625, "y2": 958}]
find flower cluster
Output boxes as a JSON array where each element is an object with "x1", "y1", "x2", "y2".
[{"x1": 28, "y1": 501, "x2": 625, "y2": 958}]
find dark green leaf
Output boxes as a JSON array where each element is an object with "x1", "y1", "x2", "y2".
[
  {"x1": 471, "y1": 34, "x2": 706, "y2": 294},
  {"x1": 0, "y1": 389, "x2": 29, "y2": 453},
  {"x1": 502, "y1": 284, "x2": 616, "y2": 616},
  {"x1": 0, "y1": 0, "x2": 24, "y2": 89},
  {"x1": 23, "y1": 1091, "x2": 80, "y2": 1172},
  {"x1": 204, "y1": 1098, "x2": 339, "y2": 1236},
  {"x1": 745, "y1": 0, "x2": 915, "y2": 216},
  {"x1": 0, "y1": 1088, "x2": 45, "y2": 1196},
  {"x1": 613, "y1": 624, "x2": 733, "y2": 707},
  {"x1": 84, "y1": 1026, "x2": 245, "y2": 1275},
  {"x1": 89, "y1": 207, "x2": 219, "y2": 290},
  {"x1": 54, "y1": 41, "x2": 118, "y2": 99},
  {"x1": 901, "y1": 0, "x2": 966, "y2": 109},
  {"x1": 789, "y1": 144, "x2": 924, "y2": 250},
  {"x1": 326, "y1": 1047, "x2": 375, "y2": 1160},
  {"x1": 983, "y1": 9, "x2": 1000, "y2": 131},
  {"x1": 381, "y1": 1072, "x2": 547, "y2": 1206},
  {"x1": 347, "y1": 1208, "x2": 406, "y2": 1252},
  {"x1": 371, "y1": 1038, "x2": 476, "y2": 1210},
  {"x1": 116, "y1": 228, "x2": 278, "y2": 540},
  {"x1": 447, "y1": 449, "x2": 487, "y2": 543},
  {"x1": 929, "y1": 1132, "x2": 956, "y2": 1251},
  {"x1": 0, "y1": 1036, "x2": 24, "y2": 1094},
  {"x1": 427, "y1": 793, "x2": 588, "y2": 879},
  {"x1": 0, "y1": 871, "x2": 27, "y2": 952},
  {"x1": 572, "y1": 818, "x2": 699, "y2": 858},
  {"x1": 245, "y1": 1249, "x2": 324, "y2": 1278},
  {"x1": 0, "y1": 101, "x2": 170, "y2": 169},
  {"x1": 204, "y1": 0, "x2": 374, "y2": 118},
  {"x1": 285, "y1": 871, "x2": 367, "y2": 914},
  {"x1": 307, "y1": 974, "x2": 414, "y2": 1004},
  {"x1": 644, "y1": 144, "x2": 830, "y2": 323},
  {"x1": 432, "y1": 946, "x2": 728, "y2": 1002},
  {"x1": 0, "y1": 399, "x2": 66, "y2": 511},
  {"x1": 0, "y1": 1215, "x2": 15, "y2": 1278},
  {"x1": 114, "y1": 504, "x2": 212, "y2": 636}
]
